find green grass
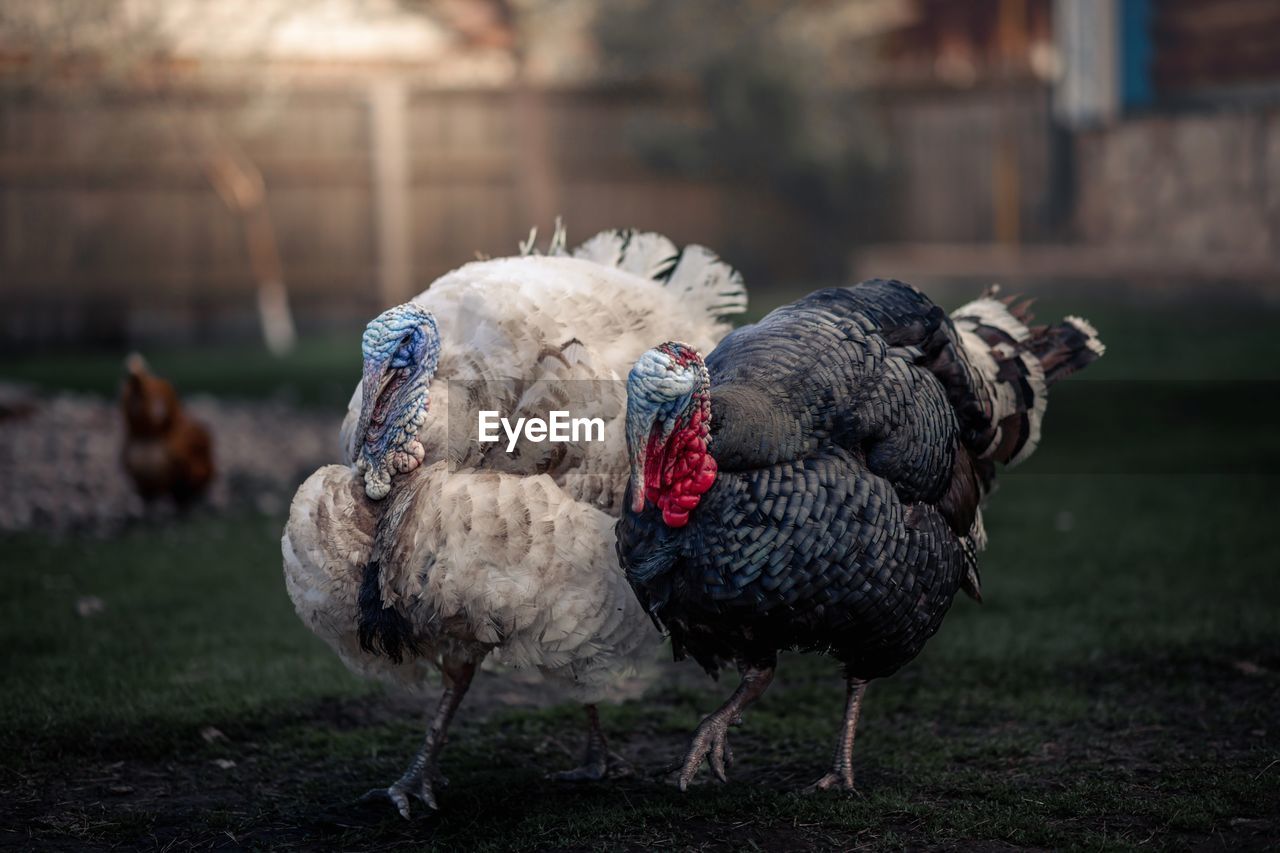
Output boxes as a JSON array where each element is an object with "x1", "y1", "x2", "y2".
[
  {"x1": 2, "y1": 332, "x2": 361, "y2": 408},
  {"x1": 1, "y1": 517, "x2": 375, "y2": 758},
  {"x1": 2, "y1": 295, "x2": 1279, "y2": 850}
]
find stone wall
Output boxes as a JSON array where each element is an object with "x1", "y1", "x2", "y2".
[{"x1": 1073, "y1": 110, "x2": 1280, "y2": 268}]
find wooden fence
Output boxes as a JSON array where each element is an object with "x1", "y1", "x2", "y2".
[{"x1": 0, "y1": 79, "x2": 1052, "y2": 348}]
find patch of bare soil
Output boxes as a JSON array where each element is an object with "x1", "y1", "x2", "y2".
[{"x1": 3, "y1": 653, "x2": 1277, "y2": 851}]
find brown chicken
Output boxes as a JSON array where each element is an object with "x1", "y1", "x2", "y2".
[{"x1": 120, "y1": 354, "x2": 214, "y2": 504}]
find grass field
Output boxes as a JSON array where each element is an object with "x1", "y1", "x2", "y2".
[{"x1": 3, "y1": 293, "x2": 1279, "y2": 850}]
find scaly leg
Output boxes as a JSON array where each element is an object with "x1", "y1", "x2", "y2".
[
  {"x1": 806, "y1": 676, "x2": 868, "y2": 792},
  {"x1": 677, "y1": 662, "x2": 775, "y2": 791},
  {"x1": 551, "y1": 704, "x2": 632, "y2": 781},
  {"x1": 362, "y1": 657, "x2": 477, "y2": 817}
]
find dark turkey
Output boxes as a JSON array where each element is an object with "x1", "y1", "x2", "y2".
[{"x1": 617, "y1": 279, "x2": 1104, "y2": 791}]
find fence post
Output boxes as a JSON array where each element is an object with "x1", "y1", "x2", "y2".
[{"x1": 369, "y1": 76, "x2": 412, "y2": 307}]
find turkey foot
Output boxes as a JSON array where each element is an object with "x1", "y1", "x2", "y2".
[
  {"x1": 677, "y1": 713, "x2": 736, "y2": 789},
  {"x1": 676, "y1": 663, "x2": 774, "y2": 791},
  {"x1": 360, "y1": 657, "x2": 476, "y2": 818},
  {"x1": 804, "y1": 676, "x2": 867, "y2": 794},
  {"x1": 551, "y1": 704, "x2": 633, "y2": 781},
  {"x1": 360, "y1": 762, "x2": 449, "y2": 817}
]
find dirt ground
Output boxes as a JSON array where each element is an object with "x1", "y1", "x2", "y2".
[{"x1": 6, "y1": 647, "x2": 1278, "y2": 851}]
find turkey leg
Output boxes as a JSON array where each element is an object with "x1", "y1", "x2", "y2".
[
  {"x1": 677, "y1": 662, "x2": 775, "y2": 791},
  {"x1": 806, "y1": 676, "x2": 867, "y2": 792},
  {"x1": 362, "y1": 656, "x2": 477, "y2": 817},
  {"x1": 550, "y1": 704, "x2": 632, "y2": 781}
]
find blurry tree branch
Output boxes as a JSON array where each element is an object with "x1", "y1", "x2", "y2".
[{"x1": 203, "y1": 142, "x2": 296, "y2": 355}]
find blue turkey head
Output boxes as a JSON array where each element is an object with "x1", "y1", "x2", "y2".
[
  {"x1": 625, "y1": 342, "x2": 716, "y2": 526},
  {"x1": 353, "y1": 302, "x2": 440, "y2": 499}
]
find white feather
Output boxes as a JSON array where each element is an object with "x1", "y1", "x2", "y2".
[
  {"x1": 1065, "y1": 315, "x2": 1107, "y2": 357},
  {"x1": 293, "y1": 229, "x2": 749, "y2": 703},
  {"x1": 283, "y1": 464, "x2": 657, "y2": 701}
]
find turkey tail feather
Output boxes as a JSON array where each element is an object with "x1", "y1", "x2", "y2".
[
  {"x1": 945, "y1": 294, "x2": 1104, "y2": 470},
  {"x1": 1030, "y1": 315, "x2": 1106, "y2": 385},
  {"x1": 573, "y1": 228, "x2": 748, "y2": 325}
]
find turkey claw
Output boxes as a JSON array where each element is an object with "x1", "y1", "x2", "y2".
[
  {"x1": 359, "y1": 785, "x2": 414, "y2": 819},
  {"x1": 803, "y1": 771, "x2": 859, "y2": 794},
  {"x1": 676, "y1": 715, "x2": 735, "y2": 790},
  {"x1": 359, "y1": 774, "x2": 444, "y2": 818}
]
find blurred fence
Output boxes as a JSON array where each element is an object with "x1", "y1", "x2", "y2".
[
  {"x1": 881, "y1": 83, "x2": 1055, "y2": 244},
  {"x1": 0, "y1": 78, "x2": 1053, "y2": 349}
]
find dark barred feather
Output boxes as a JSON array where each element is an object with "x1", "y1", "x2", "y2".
[
  {"x1": 1029, "y1": 316, "x2": 1106, "y2": 384},
  {"x1": 357, "y1": 560, "x2": 419, "y2": 664}
]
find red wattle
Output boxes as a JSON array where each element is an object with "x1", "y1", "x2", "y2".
[{"x1": 642, "y1": 401, "x2": 717, "y2": 528}]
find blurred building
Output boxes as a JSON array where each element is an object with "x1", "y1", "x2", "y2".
[
  {"x1": 1063, "y1": 0, "x2": 1280, "y2": 279},
  {"x1": 0, "y1": 0, "x2": 1276, "y2": 351},
  {"x1": 858, "y1": 0, "x2": 1280, "y2": 294}
]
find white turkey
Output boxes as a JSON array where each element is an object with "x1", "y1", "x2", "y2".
[{"x1": 282, "y1": 227, "x2": 747, "y2": 815}]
